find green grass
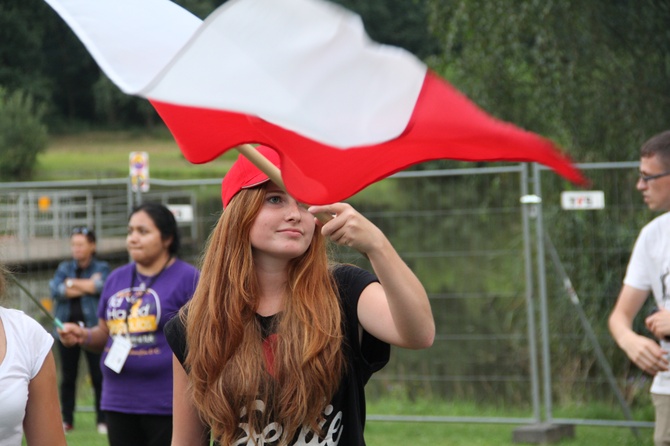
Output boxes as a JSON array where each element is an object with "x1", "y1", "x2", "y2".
[
  {"x1": 34, "y1": 129, "x2": 399, "y2": 205},
  {"x1": 36, "y1": 129, "x2": 238, "y2": 180},
  {"x1": 40, "y1": 408, "x2": 650, "y2": 446},
  {"x1": 365, "y1": 398, "x2": 652, "y2": 445},
  {"x1": 366, "y1": 421, "x2": 648, "y2": 446},
  {"x1": 41, "y1": 391, "x2": 652, "y2": 446},
  {"x1": 23, "y1": 357, "x2": 654, "y2": 446}
]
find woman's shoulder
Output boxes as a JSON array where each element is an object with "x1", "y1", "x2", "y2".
[
  {"x1": 0, "y1": 307, "x2": 51, "y2": 342},
  {"x1": 170, "y1": 260, "x2": 200, "y2": 286},
  {"x1": 90, "y1": 257, "x2": 110, "y2": 268},
  {"x1": 172, "y1": 258, "x2": 199, "y2": 274},
  {"x1": 106, "y1": 262, "x2": 134, "y2": 280},
  {"x1": 331, "y1": 263, "x2": 378, "y2": 307},
  {"x1": 56, "y1": 258, "x2": 75, "y2": 271},
  {"x1": 1, "y1": 307, "x2": 39, "y2": 326},
  {"x1": 164, "y1": 311, "x2": 187, "y2": 363},
  {"x1": 331, "y1": 263, "x2": 377, "y2": 286},
  {"x1": 0, "y1": 307, "x2": 54, "y2": 376}
]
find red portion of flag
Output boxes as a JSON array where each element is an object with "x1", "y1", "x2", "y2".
[{"x1": 151, "y1": 71, "x2": 586, "y2": 205}]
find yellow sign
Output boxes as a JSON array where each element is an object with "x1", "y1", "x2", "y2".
[
  {"x1": 129, "y1": 152, "x2": 150, "y2": 192},
  {"x1": 37, "y1": 196, "x2": 52, "y2": 211}
]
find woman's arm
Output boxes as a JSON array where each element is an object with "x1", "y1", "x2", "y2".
[
  {"x1": 66, "y1": 261, "x2": 110, "y2": 297},
  {"x1": 58, "y1": 318, "x2": 110, "y2": 352},
  {"x1": 23, "y1": 351, "x2": 67, "y2": 446},
  {"x1": 310, "y1": 203, "x2": 435, "y2": 349},
  {"x1": 171, "y1": 355, "x2": 209, "y2": 446},
  {"x1": 68, "y1": 273, "x2": 101, "y2": 296},
  {"x1": 48, "y1": 262, "x2": 69, "y2": 301}
]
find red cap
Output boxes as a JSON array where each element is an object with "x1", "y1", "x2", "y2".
[{"x1": 221, "y1": 145, "x2": 281, "y2": 208}]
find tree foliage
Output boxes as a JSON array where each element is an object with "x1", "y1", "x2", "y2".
[
  {"x1": 0, "y1": 87, "x2": 48, "y2": 181},
  {"x1": 425, "y1": 0, "x2": 670, "y2": 162},
  {"x1": 331, "y1": 0, "x2": 440, "y2": 58}
]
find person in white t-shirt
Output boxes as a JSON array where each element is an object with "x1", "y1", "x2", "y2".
[
  {"x1": 609, "y1": 130, "x2": 670, "y2": 446},
  {"x1": 0, "y1": 266, "x2": 67, "y2": 446}
]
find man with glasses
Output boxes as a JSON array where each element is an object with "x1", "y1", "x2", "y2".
[{"x1": 610, "y1": 130, "x2": 670, "y2": 446}]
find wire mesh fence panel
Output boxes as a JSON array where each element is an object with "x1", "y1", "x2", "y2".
[
  {"x1": 538, "y1": 163, "x2": 654, "y2": 417},
  {"x1": 0, "y1": 162, "x2": 656, "y2": 427}
]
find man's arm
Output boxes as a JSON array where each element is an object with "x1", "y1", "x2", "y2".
[{"x1": 609, "y1": 284, "x2": 668, "y2": 375}]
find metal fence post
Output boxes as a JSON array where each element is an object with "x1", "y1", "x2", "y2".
[
  {"x1": 521, "y1": 163, "x2": 542, "y2": 423},
  {"x1": 532, "y1": 163, "x2": 554, "y2": 422}
]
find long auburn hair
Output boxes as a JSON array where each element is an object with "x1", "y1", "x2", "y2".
[{"x1": 182, "y1": 185, "x2": 344, "y2": 445}]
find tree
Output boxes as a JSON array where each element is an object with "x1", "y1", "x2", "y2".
[
  {"x1": 0, "y1": 0, "x2": 52, "y2": 105},
  {"x1": 426, "y1": 0, "x2": 670, "y2": 162},
  {"x1": 0, "y1": 87, "x2": 48, "y2": 181},
  {"x1": 331, "y1": 0, "x2": 440, "y2": 58}
]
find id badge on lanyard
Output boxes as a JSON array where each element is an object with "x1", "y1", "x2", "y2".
[{"x1": 104, "y1": 335, "x2": 132, "y2": 373}]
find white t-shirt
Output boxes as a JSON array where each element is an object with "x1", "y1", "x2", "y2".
[
  {"x1": 624, "y1": 211, "x2": 670, "y2": 394},
  {"x1": 0, "y1": 307, "x2": 53, "y2": 446}
]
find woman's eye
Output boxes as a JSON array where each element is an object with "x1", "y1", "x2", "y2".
[{"x1": 268, "y1": 195, "x2": 282, "y2": 204}]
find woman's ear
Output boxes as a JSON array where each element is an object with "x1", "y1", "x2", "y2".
[{"x1": 163, "y1": 236, "x2": 174, "y2": 251}]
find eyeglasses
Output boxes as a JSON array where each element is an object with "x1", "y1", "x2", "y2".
[
  {"x1": 639, "y1": 170, "x2": 670, "y2": 183},
  {"x1": 71, "y1": 226, "x2": 91, "y2": 236}
]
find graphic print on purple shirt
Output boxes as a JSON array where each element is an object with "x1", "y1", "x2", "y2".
[{"x1": 106, "y1": 287, "x2": 162, "y2": 346}]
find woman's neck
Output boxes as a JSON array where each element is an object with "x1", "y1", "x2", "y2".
[
  {"x1": 255, "y1": 266, "x2": 287, "y2": 317},
  {"x1": 76, "y1": 257, "x2": 92, "y2": 269},
  {"x1": 136, "y1": 254, "x2": 173, "y2": 276}
]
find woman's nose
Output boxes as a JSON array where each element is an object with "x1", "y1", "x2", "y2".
[{"x1": 285, "y1": 200, "x2": 302, "y2": 221}]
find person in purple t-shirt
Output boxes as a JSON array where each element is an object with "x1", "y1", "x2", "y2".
[{"x1": 59, "y1": 202, "x2": 199, "y2": 446}]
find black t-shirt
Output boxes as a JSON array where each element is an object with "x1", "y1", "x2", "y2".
[{"x1": 164, "y1": 264, "x2": 390, "y2": 445}]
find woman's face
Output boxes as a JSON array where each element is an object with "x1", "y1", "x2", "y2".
[
  {"x1": 126, "y1": 210, "x2": 171, "y2": 266},
  {"x1": 249, "y1": 183, "x2": 316, "y2": 263},
  {"x1": 70, "y1": 234, "x2": 95, "y2": 265}
]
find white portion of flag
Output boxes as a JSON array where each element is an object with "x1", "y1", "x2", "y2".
[
  {"x1": 45, "y1": 0, "x2": 426, "y2": 147},
  {"x1": 44, "y1": 0, "x2": 201, "y2": 93}
]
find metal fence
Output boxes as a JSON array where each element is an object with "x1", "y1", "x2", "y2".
[{"x1": 0, "y1": 161, "x2": 655, "y2": 433}]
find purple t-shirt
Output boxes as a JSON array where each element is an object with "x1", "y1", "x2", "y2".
[{"x1": 97, "y1": 259, "x2": 199, "y2": 415}]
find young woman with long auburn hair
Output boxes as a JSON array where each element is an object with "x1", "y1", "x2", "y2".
[{"x1": 165, "y1": 146, "x2": 435, "y2": 446}]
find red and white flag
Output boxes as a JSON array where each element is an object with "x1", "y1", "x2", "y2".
[{"x1": 45, "y1": 0, "x2": 586, "y2": 204}]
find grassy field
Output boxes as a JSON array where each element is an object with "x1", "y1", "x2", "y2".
[
  {"x1": 34, "y1": 129, "x2": 400, "y2": 206},
  {"x1": 44, "y1": 406, "x2": 651, "y2": 446},
  {"x1": 42, "y1": 388, "x2": 652, "y2": 446},
  {"x1": 35, "y1": 129, "x2": 239, "y2": 181},
  {"x1": 23, "y1": 370, "x2": 653, "y2": 445}
]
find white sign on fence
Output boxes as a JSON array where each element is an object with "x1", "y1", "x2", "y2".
[
  {"x1": 167, "y1": 204, "x2": 194, "y2": 222},
  {"x1": 560, "y1": 190, "x2": 605, "y2": 210}
]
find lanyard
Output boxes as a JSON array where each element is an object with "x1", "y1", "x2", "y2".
[
  {"x1": 123, "y1": 256, "x2": 173, "y2": 331},
  {"x1": 129, "y1": 256, "x2": 172, "y2": 295}
]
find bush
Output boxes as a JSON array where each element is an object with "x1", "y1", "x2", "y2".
[{"x1": 0, "y1": 87, "x2": 48, "y2": 181}]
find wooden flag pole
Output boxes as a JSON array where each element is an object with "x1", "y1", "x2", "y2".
[{"x1": 235, "y1": 144, "x2": 332, "y2": 223}]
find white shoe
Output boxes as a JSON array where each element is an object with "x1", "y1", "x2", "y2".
[{"x1": 97, "y1": 423, "x2": 108, "y2": 435}]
